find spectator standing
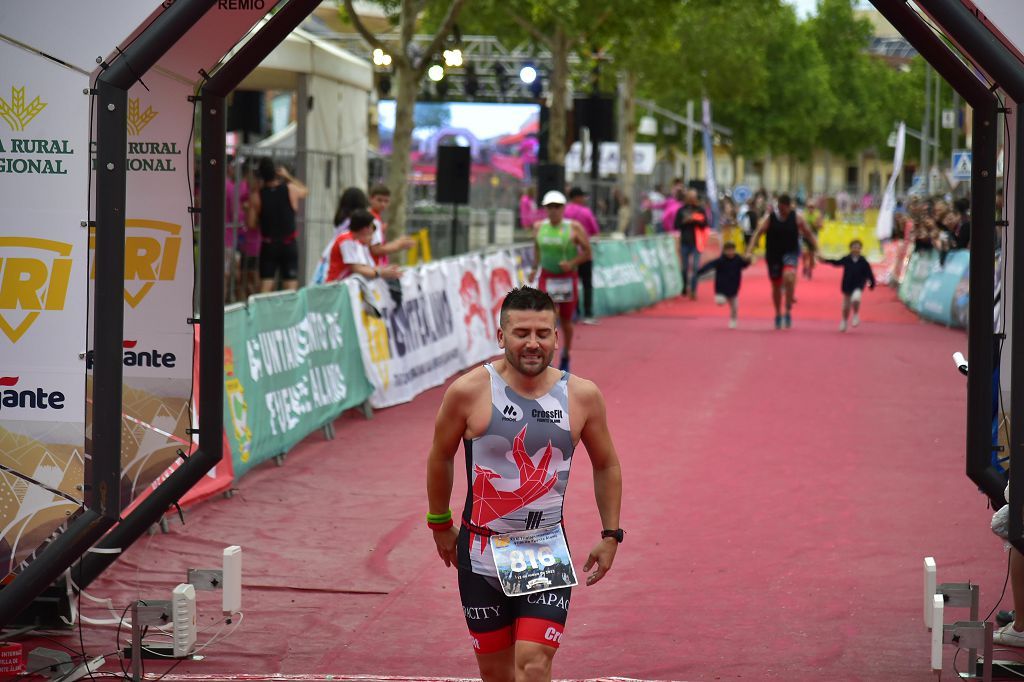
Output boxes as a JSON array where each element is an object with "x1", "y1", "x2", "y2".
[
  {"x1": 249, "y1": 158, "x2": 308, "y2": 293},
  {"x1": 674, "y1": 189, "x2": 710, "y2": 299},
  {"x1": 519, "y1": 186, "x2": 542, "y2": 230},
  {"x1": 368, "y1": 184, "x2": 415, "y2": 266},
  {"x1": 564, "y1": 187, "x2": 600, "y2": 325},
  {"x1": 333, "y1": 187, "x2": 370, "y2": 235},
  {"x1": 802, "y1": 197, "x2": 825, "y2": 280}
]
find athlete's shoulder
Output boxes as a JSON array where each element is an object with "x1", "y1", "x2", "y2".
[
  {"x1": 448, "y1": 364, "x2": 490, "y2": 396},
  {"x1": 567, "y1": 374, "x2": 603, "y2": 404}
]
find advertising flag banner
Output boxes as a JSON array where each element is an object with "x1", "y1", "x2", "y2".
[
  {"x1": 482, "y1": 250, "x2": 522, "y2": 331},
  {"x1": 0, "y1": 40, "x2": 91, "y2": 575},
  {"x1": 701, "y1": 98, "x2": 720, "y2": 228},
  {"x1": 877, "y1": 122, "x2": 906, "y2": 240}
]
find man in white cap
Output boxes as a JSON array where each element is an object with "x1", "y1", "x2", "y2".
[{"x1": 533, "y1": 190, "x2": 592, "y2": 372}]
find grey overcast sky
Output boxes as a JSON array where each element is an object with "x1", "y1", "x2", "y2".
[{"x1": 785, "y1": 0, "x2": 874, "y2": 19}]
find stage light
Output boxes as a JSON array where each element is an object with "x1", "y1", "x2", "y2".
[
  {"x1": 372, "y1": 48, "x2": 392, "y2": 67},
  {"x1": 428, "y1": 64, "x2": 445, "y2": 82},
  {"x1": 519, "y1": 65, "x2": 537, "y2": 84},
  {"x1": 443, "y1": 49, "x2": 463, "y2": 67}
]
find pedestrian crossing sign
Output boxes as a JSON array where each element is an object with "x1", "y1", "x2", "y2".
[{"x1": 951, "y1": 150, "x2": 972, "y2": 181}]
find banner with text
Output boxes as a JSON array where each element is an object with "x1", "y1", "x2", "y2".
[
  {"x1": 0, "y1": 41, "x2": 91, "y2": 575},
  {"x1": 86, "y1": 73, "x2": 197, "y2": 509},
  {"x1": 224, "y1": 287, "x2": 373, "y2": 479},
  {"x1": 592, "y1": 235, "x2": 681, "y2": 317}
]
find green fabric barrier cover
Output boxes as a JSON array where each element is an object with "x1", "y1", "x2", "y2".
[
  {"x1": 592, "y1": 235, "x2": 681, "y2": 317},
  {"x1": 223, "y1": 284, "x2": 373, "y2": 479}
]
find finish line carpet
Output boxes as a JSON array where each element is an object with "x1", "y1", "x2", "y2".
[{"x1": 48, "y1": 263, "x2": 1006, "y2": 681}]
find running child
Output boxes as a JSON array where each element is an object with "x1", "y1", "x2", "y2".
[
  {"x1": 819, "y1": 239, "x2": 876, "y2": 332},
  {"x1": 695, "y1": 241, "x2": 751, "y2": 329}
]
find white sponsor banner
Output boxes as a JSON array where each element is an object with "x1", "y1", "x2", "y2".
[
  {"x1": 0, "y1": 1, "x2": 162, "y2": 73},
  {"x1": 87, "y1": 73, "x2": 195, "y2": 383},
  {"x1": 0, "y1": 41, "x2": 90, "y2": 423},
  {"x1": 349, "y1": 249, "x2": 525, "y2": 409},
  {"x1": 566, "y1": 142, "x2": 657, "y2": 176},
  {"x1": 446, "y1": 256, "x2": 499, "y2": 367},
  {"x1": 348, "y1": 264, "x2": 464, "y2": 408}
]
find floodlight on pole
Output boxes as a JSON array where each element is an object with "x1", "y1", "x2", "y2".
[
  {"x1": 428, "y1": 64, "x2": 445, "y2": 82},
  {"x1": 519, "y1": 65, "x2": 537, "y2": 84}
]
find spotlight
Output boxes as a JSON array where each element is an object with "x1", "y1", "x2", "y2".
[
  {"x1": 428, "y1": 64, "x2": 445, "y2": 82},
  {"x1": 443, "y1": 49, "x2": 463, "y2": 68},
  {"x1": 372, "y1": 48, "x2": 392, "y2": 67},
  {"x1": 519, "y1": 65, "x2": 537, "y2": 84}
]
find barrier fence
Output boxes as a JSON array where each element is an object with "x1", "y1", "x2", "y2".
[
  {"x1": 194, "y1": 234, "x2": 682, "y2": 501},
  {"x1": 898, "y1": 249, "x2": 971, "y2": 328}
]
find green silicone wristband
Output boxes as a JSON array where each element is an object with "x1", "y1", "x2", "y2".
[{"x1": 426, "y1": 509, "x2": 452, "y2": 523}]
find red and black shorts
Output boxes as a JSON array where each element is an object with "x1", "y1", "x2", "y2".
[{"x1": 458, "y1": 568, "x2": 571, "y2": 654}]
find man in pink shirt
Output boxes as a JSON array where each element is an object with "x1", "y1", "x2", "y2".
[{"x1": 564, "y1": 187, "x2": 599, "y2": 324}]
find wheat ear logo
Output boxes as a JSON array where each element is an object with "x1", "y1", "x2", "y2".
[
  {"x1": 0, "y1": 86, "x2": 47, "y2": 132},
  {"x1": 127, "y1": 98, "x2": 158, "y2": 136}
]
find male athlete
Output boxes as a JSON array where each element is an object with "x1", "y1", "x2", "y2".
[
  {"x1": 532, "y1": 191, "x2": 592, "y2": 372},
  {"x1": 426, "y1": 286, "x2": 623, "y2": 682},
  {"x1": 745, "y1": 194, "x2": 819, "y2": 329}
]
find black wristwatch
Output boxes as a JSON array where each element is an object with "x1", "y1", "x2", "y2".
[{"x1": 601, "y1": 528, "x2": 625, "y2": 543}]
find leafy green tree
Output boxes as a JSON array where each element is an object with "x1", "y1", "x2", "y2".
[
  {"x1": 343, "y1": 0, "x2": 466, "y2": 238},
  {"x1": 807, "y1": 0, "x2": 893, "y2": 157}
]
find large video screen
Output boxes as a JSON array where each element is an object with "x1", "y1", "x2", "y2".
[{"x1": 377, "y1": 100, "x2": 540, "y2": 189}]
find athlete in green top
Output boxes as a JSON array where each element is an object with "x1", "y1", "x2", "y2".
[
  {"x1": 532, "y1": 190, "x2": 591, "y2": 373},
  {"x1": 802, "y1": 198, "x2": 825, "y2": 280}
]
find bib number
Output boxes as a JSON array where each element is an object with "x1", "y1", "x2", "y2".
[
  {"x1": 545, "y1": 275, "x2": 575, "y2": 303},
  {"x1": 491, "y1": 525, "x2": 577, "y2": 596}
]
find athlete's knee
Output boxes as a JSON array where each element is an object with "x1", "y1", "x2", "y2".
[
  {"x1": 783, "y1": 271, "x2": 796, "y2": 284},
  {"x1": 478, "y1": 659, "x2": 514, "y2": 682},
  {"x1": 515, "y1": 649, "x2": 554, "y2": 682}
]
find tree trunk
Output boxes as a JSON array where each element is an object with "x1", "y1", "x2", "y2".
[
  {"x1": 618, "y1": 70, "x2": 637, "y2": 234},
  {"x1": 547, "y1": 28, "x2": 570, "y2": 164},
  {"x1": 386, "y1": 62, "x2": 417, "y2": 239}
]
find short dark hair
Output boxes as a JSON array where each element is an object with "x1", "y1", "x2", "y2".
[
  {"x1": 499, "y1": 286, "x2": 555, "y2": 327},
  {"x1": 349, "y1": 209, "x2": 375, "y2": 232},
  {"x1": 723, "y1": 241, "x2": 736, "y2": 250},
  {"x1": 849, "y1": 239, "x2": 863, "y2": 248},
  {"x1": 778, "y1": 194, "x2": 792, "y2": 207},
  {"x1": 369, "y1": 183, "x2": 390, "y2": 198},
  {"x1": 568, "y1": 187, "x2": 586, "y2": 199},
  {"x1": 258, "y1": 158, "x2": 277, "y2": 182}
]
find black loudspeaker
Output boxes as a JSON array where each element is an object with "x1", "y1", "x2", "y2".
[
  {"x1": 436, "y1": 145, "x2": 471, "y2": 205},
  {"x1": 573, "y1": 96, "x2": 616, "y2": 142},
  {"x1": 228, "y1": 90, "x2": 264, "y2": 135},
  {"x1": 538, "y1": 105, "x2": 550, "y2": 162},
  {"x1": 536, "y1": 163, "x2": 565, "y2": 200}
]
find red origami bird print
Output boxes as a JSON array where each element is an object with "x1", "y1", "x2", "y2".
[{"x1": 469, "y1": 425, "x2": 557, "y2": 552}]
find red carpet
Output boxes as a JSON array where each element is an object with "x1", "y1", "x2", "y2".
[{"x1": 28, "y1": 264, "x2": 1000, "y2": 681}]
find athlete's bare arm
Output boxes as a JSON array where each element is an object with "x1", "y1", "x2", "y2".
[
  {"x1": 568, "y1": 222, "x2": 593, "y2": 270},
  {"x1": 796, "y1": 215, "x2": 820, "y2": 253},
  {"x1": 247, "y1": 190, "x2": 261, "y2": 230},
  {"x1": 571, "y1": 377, "x2": 622, "y2": 586},
  {"x1": 746, "y1": 215, "x2": 770, "y2": 258},
  {"x1": 426, "y1": 368, "x2": 489, "y2": 567}
]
